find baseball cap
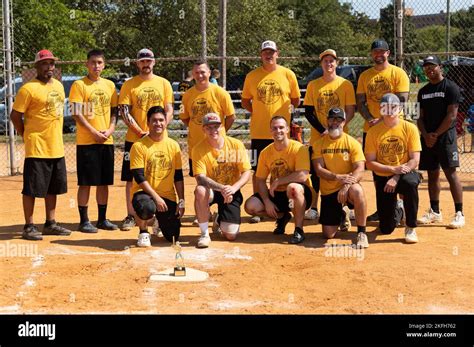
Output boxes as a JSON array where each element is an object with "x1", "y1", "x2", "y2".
[
  {"x1": 422, "y1": 55, "x2": 442, "y2": 66},
  {"x1": 34, "y1": 49, "x2": 59, "y2": 63},
  {"x1": 327, "y1": 107, "x2": 346, "y2": 120},
  {"x1": 371, "y1": 39, "x2": 389, "y2": 51},
  {"x1": 380, "y1": 93, "x2": 400, "y2": 105},
  {"x1": 132, "y1": 193, "x2": 156, "y2": 220},
  {"x1": 319, "y1": 49, "x2": 338, "y2": 60},
  {"x1": 202, "y1": 113, "x2": 222, "y2": 126},
  {"x1": 261, "y1": 40, "x2": 278, "y2": 52},
  {"x1": 137, "y1": 48, "x2": 155, "y2": 61}
]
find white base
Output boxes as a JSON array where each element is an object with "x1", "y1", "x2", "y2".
[{"x1": 149, "y1": 267, "x2": 209, "y2": 282}]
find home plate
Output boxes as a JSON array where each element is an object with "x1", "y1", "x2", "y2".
[{"x1": 149, "y1": 268, "x2": 209, "y2": 282}]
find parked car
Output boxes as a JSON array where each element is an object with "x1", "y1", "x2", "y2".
[
  {"x1": 0, "y1": 75, "x2": 82, "y2": 134},
  {"x1": 298, "y1": 64, "x2": 371, "y2": 97}
]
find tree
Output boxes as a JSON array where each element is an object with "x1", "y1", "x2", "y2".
[{"x1": 451, "y1": 6, "x2": 474, "y2": 52}]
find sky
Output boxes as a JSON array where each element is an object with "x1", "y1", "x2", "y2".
[{"x1": 340, "y1": 0, "x2": 472, "y2": 19}]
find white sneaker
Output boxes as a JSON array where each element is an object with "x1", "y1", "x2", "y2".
[
  {"x1": 137, "y1": 232, "x2": 151, "y2": 247},
  {"x1": 211, "y1": 213, "x2": 221, "y2": 234},
  {"x1": 197, "y1": 235, "x2": 211, "y2": 248},
  {"x1": 356, "y1": 232, "x2": 369, "y2": 248},
  {"x1": 448, "y1": 211, "x2": 465, "y2": 229},
  {"x1": 152, "y1": 219, "x2": 163, "y2": 237},
  {"x1": 249, "y1": 215, "x2": 261, "y2": 223},
  {"x1": 417, "y1": 208, "x2": 442, "y2": 224},
  {"x1": 349, "y1": 209, "x2": 355, "y2": 220},
  {"x1": 304, "y1": 208, "x2": 319, "y2": 220},
  {"x1": 405, "y1": 227, "x2": 419, "y2": 244}
]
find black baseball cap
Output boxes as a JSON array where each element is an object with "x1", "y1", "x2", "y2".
[
  {"x1": 132, "y1": 193, "x2": 156, "y2": 220},
  {"x1": 422, "y1": 55, "x2": 442, "y2": 66},
  {"x1": 371, "y1": 39, "x2": 389, "y2": 51},
  {"x1": 327, "y1": 107, "x2": 346, "y2": 120}
]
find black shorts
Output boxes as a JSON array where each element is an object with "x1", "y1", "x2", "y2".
[
  {"x1": 132, "y1": 191, "x2": 181, "y2": 243},
  {"x1": 188, "y1": 159, "x2": 194, "y2": 177},
  {"x1": 308, "y1": 145, "x2": 320, "y2": 194},
  {"x1": 250, "y1": 139, "x2": 273, "y2": 171},
  {"x1": 77, "y1": 144, "x2": 114, "y2": 186},
  {"x1": 210, "y1": 190, "x2": 243, "y2": 225},
  {"x1": 252, "y1": 183, "x2": 313, "y2": 213},
  {"x1": 319, "y1": 190, "x2": 354, "y2": 226},
  {"x1": 419, "y1": 130, "x2": 459, "y2": 170},
  {"x1": 121, "y1": 141, "x2": 134, "y2": 182},
  {"x1": 22, "y1": 157, "x2": 67, "y2": 198}
]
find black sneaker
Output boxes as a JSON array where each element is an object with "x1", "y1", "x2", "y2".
[
  {"x1": 289, "y1": 227, "x2": 305, "y2": 244},
  {"x1": 97, "y1": 219, "x2": 118, "y2": 230},
  {"x1": 79, "y1": 221, "x2": 98, "y2": 233},
  {"x1": 120, "y1": 215, "x2": 136, "y2": 231},
  {"x1": 273, "y1": 212, "x2": 292, "y2": 235},
  {"x1": 22, "y1": 224, "x2": 42, "y2": 241},
  {"x1": 367, "y1": 211, "x2": 379, "y2": 222},
  {"x1": 43, "y1": 222, "x2": 71, "y2": 236}
]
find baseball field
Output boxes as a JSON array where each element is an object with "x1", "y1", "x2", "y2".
[{"x1": 0, "y1": 170, "x2": 473, "y2": 314}]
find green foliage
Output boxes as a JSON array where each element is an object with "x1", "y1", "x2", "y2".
[{"x1": 450, "y1": 6, "x2": 474, "y2": 51}]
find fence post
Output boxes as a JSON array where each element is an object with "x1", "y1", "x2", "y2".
[
  {"x1": 218, "y1": 0, "x2": 227, "y2": 89},
  {"x1": 2, "y1": 0, "x2": 17, "y2": 176},
  {"x1": 446, "y1": 0, "x2": 451, "y2": 60},
  {"x1": 200, "y1": 0, "x2": 207, "y2": 61},
  {"x1": 395, "y1": 0, "x2": 404, "y2": 68}
]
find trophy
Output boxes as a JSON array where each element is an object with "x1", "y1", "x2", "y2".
[{"x1": 172, "y1": 237, "x2": 186, "y2": 277}]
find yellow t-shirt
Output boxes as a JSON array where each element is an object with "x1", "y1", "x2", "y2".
[
  {"x1": 242, "y1": 65, "x2": 300, "y2": 139},
  {"x1": 192, "y1": 136, "x2": 251, "y2": 186},
  {"x1": 303, "y1": 76, "x2": 355, "y2": 144},
  {"x1": 256, "y1": 139, "x2": 312, "y2": 192},
  {"x1": 69, "y1": 77, "x2": 118, "y2": 145},
  {"x1": 130, "y1": 136, "x2": 182, "y2": 202},
  {"x1": 119, "y1": 75, "x2": 173, "y2": 142},
  {"x1": 364, "y1": 120, "x2": 421, "y2": 177},
  {"x1": 356, "y1": 64, "x2": 410, "y2": 132},
  {"x1": 179, "y1": 84, "x2": 235, "y2": 159},
  {"x1": 12, "y1": 78, "x2": 65, "y2": 158},
  {"x1": 312, "y1": 133, "x2": 365, "y2": 195}
]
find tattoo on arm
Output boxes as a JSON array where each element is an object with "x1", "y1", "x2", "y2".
[{"x1": 196, "y1": 175, "x2": 225, "y2": 191}]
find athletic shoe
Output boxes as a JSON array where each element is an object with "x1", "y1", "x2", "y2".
[
  {"x1": 340, "y1": 206, "x2": 351, "y2": 232},
  {"x1": 349, "y1": 209, "x2": 356, "y2": 220},
  {"x1": 79, "y1": 221, "x2": 98, "y2": 233},
  {"x1": 356, "y1": 232, "x2": 369, "y2": 248},
  {"x1": 211, "y1": 213, "x2": 221, "y2": 234},
  {"x1": 120, "y1": 215, "x2": 136, "y2": 231},
  {"x1": 304, "y1": 208, "x2": 319, "y2": 220},
  {"x1": 273, "y1": 212, "x2": 292, "y2": 235},
  {"x1": 22, "y1": 225, "x2": 42, "y2": 241},
  {"x1": 249, "y1": 215, "x2": 262, "y2": 223},
  {"x1": 367, "y1": 211, "x2": 379, "y2": 222},
  {"x1": 96, "y1": 219, "x2": 118, "y2": 230},
  {"x1": 396, "y1": 200, "x2": 405, "y2": 227},
  {"x1": 448, "y1": 211, "x2": 465, "y2": 229},
  {"x1": 289, "y1": 227, "x2": 305, "y2": 244},
  {"x1": 137, "y1": 232, "x2": 151, "y2": 247},
  {"x1": 152, "y1": 218, "x2": 163, "y2": 237},
  {"x1": 405, "y1": 227, "x2": 419, "y2": 244},
  {"x1": 197, "y1": 235, "x2": 211, "y2": 248},
  {"x1": 417, "y1": 208, "x2": 442, "y2": 224},
  {"x1": 43, "y1": 222, "x2": 71, "y2": 236}
]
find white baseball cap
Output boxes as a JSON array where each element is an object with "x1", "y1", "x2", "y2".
[{"x1": 261, "y1": 40, "x2": 278, "y2": 52}]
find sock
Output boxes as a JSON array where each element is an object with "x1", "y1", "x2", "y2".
[
  {"x1": 454, "y1": 203, "x2": 463, "y2": 214},
  {"x1": 357, "y1": 226, "x2": 366, "y2": 233},
  {"x1": 139, "y1": 228, "x2": 149, "y2": 234},
  {"x1": 199, "y1": 222, "x2": 209, "y2": 236},
  {"x1": 98, "y1": 204, "x2": 107, "y2": 223},
  {"x1": 430, "y1": 200, "x2": 440, "y2": 213},
  {"x1": 79, "y1": 206, "x2": 89, "y2": 224},
  {"x1": 45, "y1": 219, "x2": 56, "y2": 227}
]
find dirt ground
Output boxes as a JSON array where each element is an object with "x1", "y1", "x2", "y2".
[{"x1": 0, "y1": 171, "x2": 473, "y2": 314}]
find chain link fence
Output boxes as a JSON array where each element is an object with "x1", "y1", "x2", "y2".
[{"x1": 1, "y1": 0, "x2": 473, "y2": 176}]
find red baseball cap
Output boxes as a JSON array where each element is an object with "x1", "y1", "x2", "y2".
[{"x1": 34, "y1": 49, "x2": 59, "y2": 63}]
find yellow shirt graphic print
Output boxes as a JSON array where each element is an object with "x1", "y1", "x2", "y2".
[{"x1": 257, "y1": 79, "x2": 283, "y2": 105}]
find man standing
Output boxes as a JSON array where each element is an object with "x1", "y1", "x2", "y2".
[
  {"x1": 416, "y1": 55, "x2": 464, "y2": 228},
  {"x1": 365, "y1": 93, "x2": 422, "y2": 243},
  {"x1": 69, "y1": 49, "x2": 118, "y2": 233},
  {"x1": 192, "y1": 113, "x2": 251, "y2": 248},
  {"x1": 118, "y1": 48, "x2": 174, "y2": 231},
  {"x1": 10, "y1": 50, "x2": 71, "y2": 240},
  {"x1": 130, "y1": 106, "x2": 184, "y2": 247},
  {"x1": 312, "y1": 107, "x2": 368, "y2": 248},
  {"x1": 244, "y1": 116, "x2": 315, "y2": 244},
  {"x1": 356, "y1": 39, "x2": 410, "y2": 222},
  {"x1": 241, "y1": 40, "x2": 301, "y2": 224},
  {"x1": 303, "y1": 49, "x2": 356, "y2": 221}
]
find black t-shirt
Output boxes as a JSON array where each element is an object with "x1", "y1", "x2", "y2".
[
  {"x1": 417, "y1": 78, "x2": 460, "y2": 132},
  {"x1": 178, "y1": 80, "x2": 193, "y2": 93}
]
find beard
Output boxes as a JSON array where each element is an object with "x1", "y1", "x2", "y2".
[{"x1": 328, "y1": 126, "x2": 343, "y2": 138}]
